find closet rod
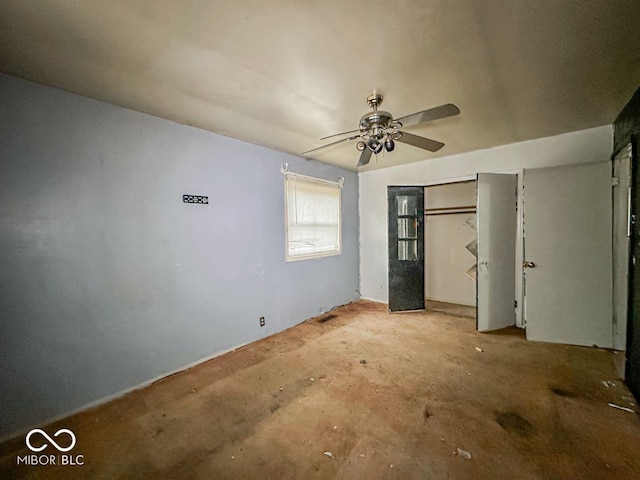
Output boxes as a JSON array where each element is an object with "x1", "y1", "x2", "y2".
[
  {"x1": 424, "y1": 205, "x2": 476, "y2": 212},
  {"x1": 425, "y1": 210, "x2": 476, "y2": 217}
]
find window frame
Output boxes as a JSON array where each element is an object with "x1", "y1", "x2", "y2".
[{"x1": 284, "y1": 172, "x2": 342, "y2": 262}]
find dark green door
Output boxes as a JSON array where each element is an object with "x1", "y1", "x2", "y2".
[{"x1": 388, "y1": 186, "x2": 425, "y2": 312}]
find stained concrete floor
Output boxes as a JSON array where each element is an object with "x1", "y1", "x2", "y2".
[
  {"x1": 2, "y1": 300, "x2": 640, "y2": 479},
  {"x1": 425, "y1": 300, "x2": 476, "y2": 319}
]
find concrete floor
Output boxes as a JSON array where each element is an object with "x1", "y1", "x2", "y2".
[
  {"x1": 1, "y1": 300, "x2": 640, "y2": 479},
  {"x1": 425, "y1": 300, "x2": 476, "y2": 319}
]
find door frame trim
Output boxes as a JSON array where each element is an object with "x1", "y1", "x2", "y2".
[
  {"x1": 613, "y1": 144, "x2": 632, "y2": 352},
  {"x1": 495, "y1": 168, "x2": 524, "y2": 329}
]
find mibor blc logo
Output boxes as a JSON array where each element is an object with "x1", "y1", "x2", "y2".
[{"x1": 17, "y1": 428, "x2": 84, "y2": 466}]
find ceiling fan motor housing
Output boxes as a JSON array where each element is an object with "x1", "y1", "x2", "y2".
[{"x1": 359, "y1": 111, "x2": 394, "y2": 136}]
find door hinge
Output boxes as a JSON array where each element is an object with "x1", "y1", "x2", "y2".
[{"x1": 612, "y1": 176, "x2": 620, "y2": 187}]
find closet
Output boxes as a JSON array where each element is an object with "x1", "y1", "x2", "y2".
[{"x1": 424, "y1": 181, "x2": 477, "y2": 312}]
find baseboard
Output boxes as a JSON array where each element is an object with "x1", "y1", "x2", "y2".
[{"x1": 359, "y1": 297, "x2": 388, "y2": 305}]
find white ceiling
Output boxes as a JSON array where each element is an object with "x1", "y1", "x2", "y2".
[{"x1": 1, "y1": 0, "x2": 639, "y2": 171}]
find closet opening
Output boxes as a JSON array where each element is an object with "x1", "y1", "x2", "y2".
[{"x1": 424, "y1": 180, "x2": 477, "y2": 319}]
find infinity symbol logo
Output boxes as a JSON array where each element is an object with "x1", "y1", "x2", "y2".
[{"x1": 26, "y1": 429, "x2": 76, "y2": 452}]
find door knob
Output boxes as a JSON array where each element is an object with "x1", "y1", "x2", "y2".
[{"x1": 523, "y1": 261, "x2": 536, "y2": 268}]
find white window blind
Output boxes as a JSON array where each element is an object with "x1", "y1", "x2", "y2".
[{"x1": 285, "y1": 173, "x2": 342, "y2": 261}]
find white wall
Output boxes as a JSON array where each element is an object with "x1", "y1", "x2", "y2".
[
  {"x1": 424, "y1": 182, "x2": 477, "y2": 306},
  {"x1": 359, "y1": 125, "x2": 613, "y2": 302}
]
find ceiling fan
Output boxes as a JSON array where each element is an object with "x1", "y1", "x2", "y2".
[{"x1": 302, "y1": 92, "x2": 460, "y2": 167}]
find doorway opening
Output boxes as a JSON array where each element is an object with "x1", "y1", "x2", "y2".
[{"x1": 424, "y1": 180, "x2": 477, "y2": 319}]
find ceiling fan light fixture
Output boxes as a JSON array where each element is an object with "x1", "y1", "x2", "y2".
[
  {"x1": 384, "y1": 137, "x2": 395, "y2": 152},
  {"x1": 367, "y1": 138, "x2": 383, "y2": 154}
]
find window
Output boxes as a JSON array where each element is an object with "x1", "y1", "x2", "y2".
[{"x1": 285, "y1": 173, "x2": 342, "y2": 261}]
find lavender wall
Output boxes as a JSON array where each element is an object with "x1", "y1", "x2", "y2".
[{"x1": 0, "y1": 74, "x2": 359, "y2": 437}]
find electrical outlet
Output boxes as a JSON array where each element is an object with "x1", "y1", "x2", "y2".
[{"x1": 259, "y1": 316, "x2": 265, "y2": 327}]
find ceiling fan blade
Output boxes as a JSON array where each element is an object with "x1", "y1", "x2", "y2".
[
  {"x1": 302, "y1": 134, "x2": 360, "y2": 155},
  {"x1": 395, "y1": 103, "x2": 460, "y2": 128},
  {"x1": 320, "y1": 129, "x2": 360, "y2": 141},
  {"x1": 357, "y1": 148, "x2": 373, "y2": 167},
  {"x1": 396, "y1": 132, "x2": 445, "y2": 152}
]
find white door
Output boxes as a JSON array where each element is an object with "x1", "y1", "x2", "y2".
[
  {"x1": 477, "y1": 173, "x2": 517, "y2": 332},
  {"x1": 523, "y1": 162, "x2": 613, "y2": 348}
]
